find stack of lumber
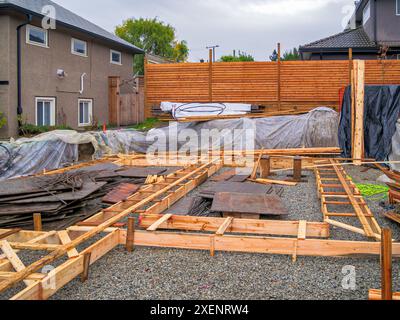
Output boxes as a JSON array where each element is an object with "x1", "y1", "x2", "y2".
[{"x1": 0, "y1": 163, "x2": 183, "y2": 229}]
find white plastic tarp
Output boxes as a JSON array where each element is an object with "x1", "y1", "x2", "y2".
[{"x1": 160, "y1": 102, "x2": 252, "y2": 119}]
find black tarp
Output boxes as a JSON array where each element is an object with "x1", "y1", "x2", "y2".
[{"x1": 339, "y1": 85, "x2": 400, "y2": 161}]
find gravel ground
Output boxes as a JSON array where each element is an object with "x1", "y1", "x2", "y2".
[{"x1": 2, "y1": 165, "x2": 400, "y2": 300}]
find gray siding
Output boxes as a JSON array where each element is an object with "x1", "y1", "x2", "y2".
[{"x1": 376, "y1": 0, "x2": 400, "y2": 42}]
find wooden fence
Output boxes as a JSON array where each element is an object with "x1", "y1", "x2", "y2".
[
  {"x1": 109, "y1": 76, "x2": 145, "y2": 126},
  {"x1": 144, "y1": 59, "x2": 400, "y2": 118}
]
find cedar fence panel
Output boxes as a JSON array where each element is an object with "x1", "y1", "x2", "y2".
[{"x1": 145, "y1": 60, "x2": 400, "y2": 118}]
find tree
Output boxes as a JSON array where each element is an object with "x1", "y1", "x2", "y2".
[
  {"x1": 282, "y1": 48, "x2": 300, "y2": 61},
  {"x1": 173, "y1": 40, "x2": 189, "y2": 63},
  {"x1": 115, "y1": 18, "x2": 189, "y2": 74},
  {"x1": 269, "y1": 49, "x2": 278, "y2": 62},
  {"x1": 220, "y1": 53, "x2": 255, "y2": 62}
]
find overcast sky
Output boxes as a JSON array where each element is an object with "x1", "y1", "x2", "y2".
[{"x1": 55, "y1": 0, "x2": 356, "y2": 61}]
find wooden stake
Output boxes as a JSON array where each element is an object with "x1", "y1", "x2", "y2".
[
  {"x1": 126, "y1": 217, "x2": 135, "y2": 252},
  {"x1": 381, "y1": 228, "x2": 393, "y2": 300},
  {"x1": 210, "y1": 236, "x2": 215, "y2": 257},
  {"x1": 293, "y1": 156, "x2": 302, "y2": 182},
  {"x1": 260, "y1": 156, "x2": 271, "y2": 179},
  {"x1": 81, "y1": 252, "x2": 91, "y2": 283},
  {"x1": 33, "y1": 213, "x2": 42, "y2": 232}
]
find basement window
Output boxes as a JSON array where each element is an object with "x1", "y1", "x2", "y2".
[
  {"x1": 110, "y1": 50, "x2": 122, "y2": 65},
  {"x1": 26, "y1": 25, "x2": 48, "y2": 47},
  {"x1": 71, "y1": 38, "x2": 88, "y2": 57},
  {"x1": 36, "y1": 98, "x2": 55, "y2": 126},
  {"x1": 78, "y1": 99, "x2": 93, "y2": 127}
]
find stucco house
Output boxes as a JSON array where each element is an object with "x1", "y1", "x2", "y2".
[
  {"x1": 0, "y1": 0, "x2": 144, "y2": 138},
  {"x1": 300, "y1": 0, "x2": 400, "y2": 60}
]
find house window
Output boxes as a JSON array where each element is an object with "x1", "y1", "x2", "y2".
[
  {"x1": 71, "y1": 38, "x2": 87, "y2": 56},
  {"x1": 78, "y1": 99, "x2": 93, "y2": 126},
  {"x1": 110, "y1": 50, "x2": 122, "y2": 65},
  {"x1": 26, "y1": 25, "x2": 48, "y2": 47},
  {"x1": 36, "y1": 98, "x2": 55, "y2": 126},
  {"x1": 363, "y1": 1, "x2": 371, "y2": 24},
  {"x1": 397, "y1": 0, "x2": 400, "y2": 15}
]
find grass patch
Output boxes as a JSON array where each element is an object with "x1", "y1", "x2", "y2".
[
  {"x1": 20, "y1": 124, "x2": 73, "y2": 136},
  {"x1": 129, "y1": 118, "x2": 162, "y2": 131}
]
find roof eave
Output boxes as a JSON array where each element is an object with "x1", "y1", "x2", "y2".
[
  {"x1": 299, "y1": 46, "x2": 379, "y2": 53},
  {"x1": 0, "y1": 3, "x2": 144, "y2": 54}
]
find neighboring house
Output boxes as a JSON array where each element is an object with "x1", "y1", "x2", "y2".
[
  {"x1": 0, "y1": 0, "x2": 144, "y2": 138},
  {"x1": 300, "y1": 0, "x2": 400, "y2": 60},
  {"x1": 146, "y1": 53, "x2": 174, "y2": 64}
]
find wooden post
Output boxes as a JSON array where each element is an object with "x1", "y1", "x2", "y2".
[
  {"x1": 144, "y1": 56, "x2": 149, "y2": 119},
  {"x1": 209, "y1": 49, "x2": 213, "y2": 103},
  {"x1": 126, "y1": 217, "x2": 135, "y2": 252},
  {"x1": 348, "y1": 48, "x2": 353, "y2": 85},
  {"x1": 81, "y1": 252, "x2": 91, "y2": 283},
  {"x1": 260, "y1": 156, "x2": 271, "y2": 179},
  {"x1": 277, "y1": 43, "x2": 281, "y2": 111},
  {"x1": 293, "y1": 156, "x2": 302, "y2": 182},
  {"x1": 33, "y1": 213, "x2": 42, "y2": 232},
  {"x1": 381, "y1": 228, "x2": 393, "y2": 300},
  {"x1": 352, "y1": 60, "x2": 365, "y2": 165}
]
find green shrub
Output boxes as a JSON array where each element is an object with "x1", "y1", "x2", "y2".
[
  {"x1": 19, "y1": 123, "x2": 73, "y2": 136},
  {"x1": 0, "y1": 112, "x2": 6, "y2": 129}
]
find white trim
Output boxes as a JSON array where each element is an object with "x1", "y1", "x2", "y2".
[
  {"x1": 78, "y1": 99, "x2": 93, "y2": 127},
  {"x1": 71, "y1": 38, "x2": 88, "y2": 57},
  {"x1": 26, "y1": 25, "x2": 49, "y2": 48},
  {"x1": 35, "y1": 97, "x2": 56, "y2": 126},
  {"x1": 110, "y1": 49, "x2": 122, "y2": 65}
]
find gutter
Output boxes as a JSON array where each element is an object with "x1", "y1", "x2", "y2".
[{"x1": 16, "y1": 14, "x2": 32, "y2": 120}]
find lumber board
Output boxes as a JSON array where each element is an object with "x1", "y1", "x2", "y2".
[
  {"x1": 369, "y1": 289, "x2": 400, "y2": 301},
  {"x1": 0, "y1": 160, "x2": 221, "y2": 293},
  {"x1": 119, "y1": 230, "x2": 400, "y2": 257},
  {"x1": 0, "y1": 241, "x2": 34, "y2": 286},
  {"x1": 10, "y1": 230, "x2": 120, "y2": 300},
  {"x1": 216, "y1": 217, "x2": 234, "y2": 236},
  {"x1": 147, "y1": 214, "x2": 173, "y2": 231},
  {"x1": 139, "y1": 215, "x2": 331, "y2": 238}
]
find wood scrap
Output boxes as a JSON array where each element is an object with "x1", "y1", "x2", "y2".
[{"x1": 249, "y1": 178, "x2": 298, "y2": 187}]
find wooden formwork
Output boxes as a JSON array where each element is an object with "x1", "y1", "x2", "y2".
[
  {"x1": 315, "y1": 159, "x2": 381, "y2": 240},
  {"x1": 0, "y1": 153, "x2": 395, "y2": 300}
]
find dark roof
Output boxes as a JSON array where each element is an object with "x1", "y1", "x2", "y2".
[
  {"x1": 0, "y1": 0, "x2": 144, "y2": 54},
  {"x1": 300, "y1": 27, "x2": 377, "y2": 51}
]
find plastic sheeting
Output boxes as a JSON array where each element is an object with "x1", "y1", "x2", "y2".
[
  {"x1": 339, "y1": 85, "x2": 400, "y2": 161},
  {"x1": 0, "y1": 107, "x2": 339, "y2": 180},
  {"x1": 160, "y1": 102, "x2": 252, "y2": 119},
  {"x1": 147, "y1": 107, "x2": 339, "y2": 152}
]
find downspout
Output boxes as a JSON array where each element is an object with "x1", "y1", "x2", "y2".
[
  {"x1": 16, "y1": 14, "x2": 32, "y2": 126},
  {"x1": 373, "y1": 0, "x2": 377, "y2": 43}
]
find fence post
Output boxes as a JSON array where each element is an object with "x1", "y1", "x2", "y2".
[
  {"x1": 381, "y1": 228, "x2": 393, "y2": 300},
  {"x1": 209, "y1": 49, "x2": 213, "y2": 103},
  {"x1": 277, "y1": 43, "x2": 281, "y2": 111},
  {"x1": 144, "y1": 56, "x2": 149, "y2": 119}
]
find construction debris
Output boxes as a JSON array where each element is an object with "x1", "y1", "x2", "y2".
[{"x1": 211, "y1": 192, "x2": 288, "y2": 219}]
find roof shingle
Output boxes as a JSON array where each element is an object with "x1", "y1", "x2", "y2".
[
  {"x1": 0, "y1": 0, "x2": 144, "y2": 54},
  {"x1": 300, "y1": 27, "x2": 376, "y2": 50}
]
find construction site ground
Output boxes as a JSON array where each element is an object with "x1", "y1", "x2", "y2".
[{"x1": 0, "y1": 165, "x2": 396, "y2": 300}]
